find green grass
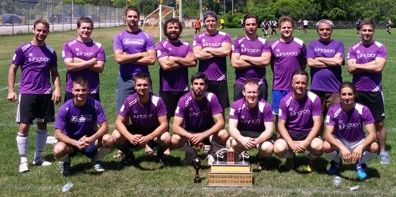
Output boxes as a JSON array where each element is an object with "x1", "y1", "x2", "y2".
[{"x1": 1, "y1": 27, "x2": 396, "y2": 196}]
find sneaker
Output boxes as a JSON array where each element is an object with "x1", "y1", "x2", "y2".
[
  {"x1": 93, "y1": 161, "x2": 105, "y2": 172},
  {"x1": 207, "y1": 154, "x2": 215, "y2": 166},
  {"x1": 327, "y1": 160, "x2": 342, "y2": 175},
  {"x1": 257, "y1": 159, "x2": 266, "y2": 171},
  {"x1": 121, "y1": 153, "x2": 135, "y2": 166},
  {"x1": 379, "y1": 152, "x2": 391, "y2": 165},
  {"x1": 60, "y1": 161, "x2": 71, "y2": 176},
  {"x1": 19, "y1": 161, "x2": 29, "y2": 173},
  {"x1": 304, "y1": 163, "x2": 312, "y2": 173},
  {"x1": 356, "y1": 163, "x2": 367, "y2": 181},
  {"x1": 32, "y1": 159, "x2": 52, "y2": 166}
]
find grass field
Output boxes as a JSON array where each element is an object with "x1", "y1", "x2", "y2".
[{"x1": 0, "y1": 26, "x2": 396, "y2": 196}]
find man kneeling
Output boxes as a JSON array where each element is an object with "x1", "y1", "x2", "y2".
[
  {"x1": 228, "y1": 80, "x2": 274, "y2": 170},
  {"x1": 112, "y1": 73, "x2": 171, "y2": 167},
  {"x1": 53, "y1": 78, "x2": 113, "y2": 176}
]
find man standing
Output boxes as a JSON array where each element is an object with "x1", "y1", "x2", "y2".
[
  {"x1": 7, "y1": 19, "x2": 61, "y2": 173},
  {"x1": 228, "y1": 80, "x2": 274, "y2": 170},
  {"x1": 63, "y1": 17, "x2": 106, "y2": 101},
  {"x1": 273, "y1": 70, "x2": 323, "y2": 172},
  {"x1": 347, "y1": 19, "x2": 389, "y2": 164},
  {"x1": 270, "y1": 16, "x2": 306, "y2": 120},
  {"x1": 386, "y1": 18, "x2": 392, "y2": 35},
  {"x1": 53, "y1": 78, "x2": 113, "y2": 176},
  {"x1": 156, "y1": 18, "x2": 196, "y2": 120},
  {"x1": 112, "y1": 73, "x2": 171, "y2": 166},
  {"x1": 193, "y1": 11, "x2": 232, "y2": 110},
  {"x1": 194, "y1": 18, "x2": 201, "y2": 34},
  {"x1": 113, "y1": 6, "x2": 156, "y2": 112},
  {"x1": 307, "y1": 19, "x2": 344, "y2": 115},
  {"x1": 171, "y1": 73, "x2": 229, "y2": 165},
  {"x1": 231, "y1": 14, "x2": 271, "y2": 101}
]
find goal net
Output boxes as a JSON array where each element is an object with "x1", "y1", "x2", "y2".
[{"x1": 142, "y1": 5, "x2": 175, "y2": 41}]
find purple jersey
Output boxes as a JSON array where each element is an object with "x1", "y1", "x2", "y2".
[
  {"x1": 348, "y1": 41, "x2": 387, "y2": 92},
  {"x1": 156, "y1": 39, "x2": 192, "y2": 92},
  {"x1": 119, "y1": 93, "x2": 167, "y2": 134},
  {"x1": 193, "y1": 31, "x2": 231, "y2": 81},
  {"x1": 232, "y1": 36, "x2": 271, "y2": 85},
  {"x1": 307, "y1": 39, "x2": 344, "y2": 92},
  {"x1": 54, "y1": 97, "x2": 107, "y2": 140},
  {"x1": 62, "y1": 39, "x2": 106, "y2": 94},
  {"x1": 175, "y1": 92, "x2": 223, "y2": 132},
  {"x1": 326, "y1": 103, "x2": 375, "y2": 142},
  {"x1": 279, "y1": 91, "x2": 322, "y2": 139},
  {"x1": 270, "y1": 37, "x2": 306, "y2": 90},
  {"x1": 229, "y1": 98, "x2": 273, "y2": 133},
  {"x1": 11, "y1": 42, "x2": 57, "y2": 94},
  {"x1": 113, "y1": 30, "x2": 155, "y2": 78}
]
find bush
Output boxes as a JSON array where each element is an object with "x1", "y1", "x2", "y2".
[{"x1": 223, "y1": 12, "x2": 245, "y2": 28}]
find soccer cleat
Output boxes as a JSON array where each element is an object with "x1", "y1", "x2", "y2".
[
  {"x1": 327, "y1": 160, "x2": 341, "y2": 175},
  {"x1": 356, "y1": 163, "x2": 367, "y2": 181},
  {"x1": 279, "y1": 158, "x2": 294, "y2": 171},
  {"x1": 32, "y1": 159, "x2": 52, "y2": 166},
  {"x1": 120, "y1": 153, "x2": 135, "y2": 166},
  {"x1": 257, "y1": 160, "x2": 266, "y2": 171},
  {"x1": 379, "y1": 152, "x2": 391, "y2": 165},
  {"x1": 304, "y1": 163, "x2": 312, "y2": 173},
  {"x1": 93, "y1": 161, "x2": 105, "y2": 172},
  {"x1": 60, "y1": 161, "x2": 71, "y2": 176},
  {"x1": 19, "y1": 161, "x2": 29, "y2": 173},
  {"x1": 207, "y1": 154, "x2": 215, "y2": 166}
]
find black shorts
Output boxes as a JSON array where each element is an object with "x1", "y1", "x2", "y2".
[
  {"x1": 240, "y1": 130, "x2": 262, "y2": 138},
  {"x1": 311, "y1": 90, "x2": 340, "y2": 116},
  {"x1": 16, "y1": 94, "x2": 55, "y2": 124},
  {"x1": 64, "y1": 91, "x2": 100, "y2": 102},
  {"x1": 233, "y1": 80, "x2": 268, "y2": 101},
  {"x1": 160, "y1": 91, "x2": 187, "y2": 118},
  {"x1": 303, "y1": 25, "x2": 308, "y2": 29},
  {"x1": 69, "y1": 141, "x2": 98, "y2": 159},
  {"x1": 356, "y1": 91, "x2": 385, "y2": 122},
  {"x1": 207, "y1": 80, "x2": 229, "y2": 109}
]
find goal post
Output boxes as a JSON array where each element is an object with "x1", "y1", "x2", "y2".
[{"x1": 142, "y1": 4, "x2": 175, "y2": 41}]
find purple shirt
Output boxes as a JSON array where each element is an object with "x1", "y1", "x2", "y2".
[
  {"x1": 54, "y1": 97, "x2": 107, "y2": 140},
  {"x1": 156, "y1": 39, "x2": 192, "y2": 92},
  {"x1": 119, "y1": 93, "x2": 167, "y2": 134},
  {"x1": 232, "y1": 36, "x2": 271, "y2": 85},
  {"x1": 348, "y1": 41, "x2": 387, "y2": 92},
  {"x1": 175, "y1": 92, "x2": 223, "y2": 132},
  {"x1": 62, "y1": 39, "x2": 106, "y2": 94},
  {"x1": 113, "y1": 30, "x2": 155, "y2": 79},
  {"x1": 229, "y1": 98, "x2": 273, "y2": 133},
  {"x1": 270, "y1": 37, "x2": 306, "y2": 90},
  {"x1": 193, "y1": 31, "x2": 231, "y2": 81},
  {"x1": 326, "y1": 103, "x2": 375, "y2": 142},
  {"x1": 11, "y1": 42, "x2": 57, "y2": 94},
  {"x1": 307, "y1": 39, "x2": 344, "y2": 92},
  {"x1": 279, "y1": 91, "x2": 322, "y2": 139}
]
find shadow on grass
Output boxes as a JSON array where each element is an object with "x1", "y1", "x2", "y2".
[{"x1": 337, "y1": 163, "x2": 381, "y2": 182}]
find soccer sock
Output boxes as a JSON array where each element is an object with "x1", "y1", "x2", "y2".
[
  {"x1": 56, "y1": 154, "x2": 70, "y2": 163},
  {"x1": 16, "y1": 132, "x2": 28, "y2": 163},
  {"x1": 358, "y1": 151, "x2": 376, "y2": 165},
  {"x1": 117, "y1": 143, "x2": 133, "y2": 157},
  {"x1": 324, "y1": 151, "x2": 341, "y2": 163},
  {"x1": 93, "y1": 148, "x2": 111, "y2": 162},
  {"x1": 284, "y1": 150, "x2": 295, "y2": 159},
  {"x1": 34, "y1": 130, "x2": 48, "y2": 161}
]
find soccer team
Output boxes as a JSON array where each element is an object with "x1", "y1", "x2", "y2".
[{"x1": 7, "y1": 7, "x2": 390, "y2": 181}]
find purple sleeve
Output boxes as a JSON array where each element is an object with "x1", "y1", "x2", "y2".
[
  {"x1": 174, "y1": 98, "x2": 185, "y2": 117},
  {"x1": 223, "y1": 33, "x2": 231, "y2": 44},
  {"x1": 96, "y1": 46, "x2": 106, "y2": 62},
  {"x1": 54, "y1": 105, "x2": 67, "y2": 131},
  {"x1": 156, "y1": 97, "x2": 167, "y2": 117},
  {"x1": 118, "y1": 97, "x2": 130, "y2": 117},
  {"x1": 362, "y1": 106, "x2": 375, "y2": 125},
  {"x1": 336, "y1": 41, "x2": 345, "y2": 58},
  {"x1": 62, "y1": 42, "x2": 73, "y2": 60},
  {"x1": 193, "y1": 35, "x2": 202, "y2": 47},
  {"x1": 113, "y1": 33, "x2": 123, "y2": 51},
  {"x1": 377, "y1": 45, "x2": 387, "y2": 59},
  {"x1": 95, "y1": 101, "x2": 107, "y2": 124},
  {"x1": 263, "y1": 103, "x2": 273, "y2": 122},
  {"x1": 262, "y1": 41, "x2": 271, "y2": 52},
  {"x1": 312, "y1": 96, "x2": 322, "y2": 116},
  {"x1": 229, "y1": 102, "x2": 239, "y2": 120},
  {"x1": 232, "y1": 38, "x2": 241, "y2": 54},
  {"x1": 210, "y1": 94, "x2": 223, "y2": 115},
  {"x1": 145, "y1": 35, "x2": 155, "y2": 50},
  {"x1": 156, "y1": 42, "x2": 169, "y2": 59},
  {"x1": 348, "y1": 46, "x2": 357, "y2": 60},
  {"x1": 278, "y1": 99, "x2": 287, "y2": 120},
  {"x1": 325, "y1": 106, "x2": 336, "y2": 126},
  {"x1": 306, "y1": 42, "x2": 315, "y2": 58},
  {"x1": 187, "y1": 44, "x2": 193, "y2": 54},
  {"x1": 11, "y1": 46, "x2": 23, "y2": 65}
]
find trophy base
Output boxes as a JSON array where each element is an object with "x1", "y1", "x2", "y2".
[{"x1": 208, "y1": 162, "x2": 253, "y2": 186}]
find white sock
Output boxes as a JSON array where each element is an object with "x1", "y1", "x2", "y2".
[
  {"x1": 16, "y1": 132, "x2": 28, "y2": 163},
  {"x1": 34, "y1": 130, "x2": 48, "y2": 161},
  {"x1": 359, "y1": 151, "x2": 376, "y2": 165},
  {"x1": 324, "y1": 151, "x2": 341, "y2": 163},
  {"x1": 93, "y1": 148, "x2": 111, "y2": 162}
]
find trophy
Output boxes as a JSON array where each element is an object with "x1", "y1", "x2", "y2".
[{"x1": 192, "y1": 157, "x2": 201, "y2": 183}]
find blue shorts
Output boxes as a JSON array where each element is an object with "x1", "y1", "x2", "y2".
[
  {"x1": 70, "y1": 142, "x2": 98, "y2": 160},
  {"x1": 272, "y1": 90, "x2": 289, "y2": 115}
]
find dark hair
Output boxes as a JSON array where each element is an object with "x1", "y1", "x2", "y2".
[
  {"x1": 125, "y1": 6, "x2": 140, "y2": 17},
  {"x1": 133, "y1": 72, "x2": 152, "y2": 85},
  {"x1": 77, "y1": 17, "x2": 93, "y2": 29},
  {"x1": 203, "y1": 11, "x2": 217, "y2": 21},
  {"x1": 190, "y1": 72, "x2": 207, "y2": 84},
  {"x1": 73, "y1": 77, "x2": 89, "y2": 88},
  {"x1": 339, "y1": 81, "x2": 356, "y2": 95},
  {"x1": 360, "y1": 18, "x2": 375, "y2": 30},
  {"x1": 163, "y1": 18, "x2": 183, "y2": 35},
  {"x1": 291, "y1": 69, "x2": 309, "y2": 80},
  {"x1": 278, "y1": 16, "x2": 293, "y2": 28},
  {"x1": 243, "y1": 14, "x2": 258, "y2": 26},
  {"x1": 33, "y1": 19, "x2": 50, "y2": 30}
]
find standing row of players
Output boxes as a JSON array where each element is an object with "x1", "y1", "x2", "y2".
[{"x1": 7, "y1": 7, "x2": 390, "y2": 179}]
